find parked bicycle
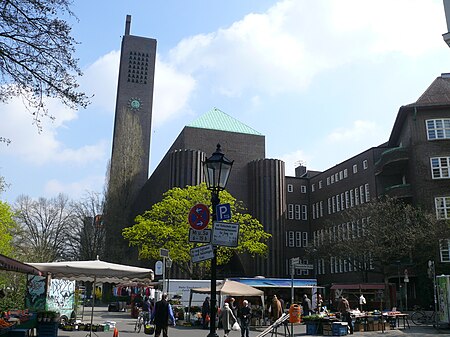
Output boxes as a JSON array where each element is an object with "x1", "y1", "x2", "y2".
[
  {"x1": 410, "y1": 306, "x2": 436, "y2": 326},
  {"x1": 134, "y1": 310, "x2": 150, "y2": 333}
]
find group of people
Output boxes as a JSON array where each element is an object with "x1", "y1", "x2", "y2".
[{"x1": 202, "y1": 296, "x2": 253, "y2": 337}]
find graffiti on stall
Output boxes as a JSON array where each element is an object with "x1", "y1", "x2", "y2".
[
  {"x1": 47, "y1": 279, "x2": 75, "y2": 312},
  {"x1": 26, "y1": 275, "x2": 46, "y2": 311}
]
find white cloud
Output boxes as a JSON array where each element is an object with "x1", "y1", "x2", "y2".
[
  {"x1": 44, "y1": 175, "x2": 105, "y2": 200},
  {"x1": 279, "y1": 149, "x2": 311, "y2": 176},
  {"x1": 166, "y1": 0, "x2": 444, "y2": 97},
  {"x1": 326, "y1": 120, "x2": 380, "y2": 143}
]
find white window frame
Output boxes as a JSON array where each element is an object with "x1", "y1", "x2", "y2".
[
  {"x1": 431, "y1": 157, "x2": 450, "y2": 179},
  {"x1": 312, "y1": 204, "x2": 316, "y2": 220},
  {"x1": 319, "y1": 180, "x2": 323, "y2": 189},
  {"x1": 364, "y1": 183, "x2": 370, "y2": 202},
  {"x1": 327, "y1": 177, "x2": 330, "y2": 185},
  {"x1": 296, "y1": 232, "x2": 302, "y2": 247},
  {"x1": 360, "y1": 185, "x2": 365, "y2": 204},
  {"x1": 288, "y1": 204, "x2": 294, "y2": 220},
  {"x1": 295, "y1": 204, "x2": 301, "y2": 220},
  {"x1": 302, "y1": 205, "x2": 308, "y2": 220},
  {"x1": 287, "y1": 184, "x2": 293, "y2": 192},
  {"x1": 427, "y1": 119, "x2": 450, "y2": 140},
  {"x1": 301, "y1": 185, "x2": 307, "y2": 193},
  {"x1": 288, "y1": 231, "x2": 295, "y2": 247},
  {"x1": 363, "y1": 160, "x2": 368, "y2": 169},
  {"x1": 435, "y1": 197, "x2": 450, "y2": 219},
  {"x1": 312, "y1": 184, "x2": 315, "y2": 192},
  {"x1": 319, "y1": 201, "x2": 324, "y2": 217},
  {"x1": 343, "y1": 168, "x2": 348, "y2": 178},
  {"x1": 353, "y1": 164, "x2": 358, "y2": 173},
  {"x1": 302, "y1": 232, "x2": 308, "y2": 247},
  {"x1": 440, "y1": 239, "x2": 450, "y2": 262}
]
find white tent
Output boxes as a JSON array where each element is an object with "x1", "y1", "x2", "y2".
[
  {"x1": 188, "y1": 279, "x2": 265, "y2": 322},
  {"x1": 29, "y1": 258, "x2": 154, "y2": 336}
]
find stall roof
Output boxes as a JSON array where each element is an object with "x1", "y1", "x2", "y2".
[
  {"x1": 230, "y1": 278, "x2": 319, "y2": 288},
  {"x1": 330, "y1": 283, "x2": 387, "y2": 290},
  {"x1": 0, "y1": 254, "x2": 41, "y2": 275}
]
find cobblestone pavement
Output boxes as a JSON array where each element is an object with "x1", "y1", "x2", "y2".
[{"x1": 55, "y1": 306, "x2": 449, "y2": 337}]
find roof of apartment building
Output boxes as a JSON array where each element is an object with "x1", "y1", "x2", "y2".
[
  {"x1": 414, "y1": 74, "x2": 450, "y2": 105},
  {"x1": 187, "y1": 107, "x2": 263, "y2": 136}
]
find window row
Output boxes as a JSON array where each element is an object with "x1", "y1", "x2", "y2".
[
  {"x1": 287, "y1": 184, "x2": 307, "y2": 194},
  {"x1": 431, "y1": 157, "x2": 450, "y2": 179},
  {"x1": 313, "y1": 218, "x2": 369, "y2": 247},
  {"x1": 286, "y1": 231, "x2": 308, "y2": 247},
  {"x1": 311, "y1": 201, "x2": 324, "y2": 220},
  {"x1": 329, "y1": 254, "x2": 374, "y2": 274},
  {"x1": 326, "y1": 184, "x2": 370, "y2": 215},
  {"x1": 287, "y1": 204, "x2": 308, "y2": 220},
  {"x1": 427, "y1": 119, "x2": 450, "y2": 140}
]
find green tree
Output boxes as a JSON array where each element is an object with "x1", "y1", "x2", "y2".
[
  {"x1": 0, "y1": 0, "x2": 89, "y2": 138},
  {"x1": 0, "y1": 200, "x2": 16, "y2": 256},
  {"x1": 123, "y1": 183, "x2": 271, "y2": 278}
]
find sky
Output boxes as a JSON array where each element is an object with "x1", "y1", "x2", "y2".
[{"x1": 1, "y1": 0, "x2": 450, "y2": 204}]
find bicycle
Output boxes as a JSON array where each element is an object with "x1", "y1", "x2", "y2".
[
  {"x1": 134, "y1": 310, "x2": 150, "y2": 333},
  {"x1": 410, "y1": 306, "x2": 436, "y2": 325}
]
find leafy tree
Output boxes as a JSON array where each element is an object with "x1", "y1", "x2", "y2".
[
  {"x1": 0, "y1": 0, "x2": 89, "y2": 136},
  {"x1": 310, "y1": 196, "x2": 448, "y2": 307},
  {"x1": 13, "y1": 193, "x2": 77, "y2": 262},
  {"x1": 123, "y1": 183, "x2": 271, "y2": 278},
  {"x1": 0, "y1": 200, "x2": 16, "y2": 256}
]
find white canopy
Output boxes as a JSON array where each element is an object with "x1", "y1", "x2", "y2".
[{"x1": 29, "y1": 258, "x2": 154, "y2": 283}]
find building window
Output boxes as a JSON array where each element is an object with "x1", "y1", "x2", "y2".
[
  {"x1": 350, "y1": 190, "x2": 354, "y2": 207},
  {"x1": 440, "y1": 239, "x2": 450, "y2": 262},
  {"x1": 343, "y1": 168, "x2": 348, "y2": 178},
  {"x1": 336, "y1": 194, "x2": 340, "y2": 212},
  {"x1": 312, "y1": 204, "x2": 316, "y2": 220},
  {"x1": 339, "y1": 171, "x2": 343, "y2": 180},
  {"x1": 332, "y1": 196, "x2": 336, "y2": 213},
  {"x1": 427, "y1": 119, "x2": 450, "y2": 140},
  {"x1": 353, "y1": 164, "x2": 358, "y2": 173},
  {"x1": 435, "y1": 197, "x2": 450, "y2": 219},
  {"x1": 287, "y1": 184, "x2": 293, "y2": 192},
  {"x1": 302, "y1": 259, "x2": 309, "y2": 275},
  {"x1": 355, "y1": 188, "x2": 359, "y2": 205},
  {"x1": 295, "y1": 204, "x2": 301, "y2": 220},
  {"x1": 431, "y1": 157, "x2": 450, "y2": 179},
  {"x1": 288, "y1": 231, "x2": 295, "y2": 247},
  {"x1": 288, "y1": 204, "x2": 294, "y2": 219},
  {"x1": 345, "y1": 191, "x2": 349, "y2": 208},
  {"x1": 302, "y1": 232, "x2": 308, "y2": 247},
  {"x1": 301, "y1": 185, "x2": 307, "y2": 193},
  {"x1": 341, "y1": 193, "x2": 345, "y2": 211},
  {"x1": 328, "y1": 198, "x2": 331, "y2": 214},
  {"x1": 364, "y1": 183, "x2": 370, "y2": 202},
  {"x1": 327, "y1": 177, "x2": 330, "y2": 185},
  {"x1": 296, "y1": 232, "x2": 302, "y2": 247},
  {"x1": 330, "y1": 257, "x2": 335, "y2": 274},
  {"x1": 363, "y1": 160, "x2": 368, "y2": 169},
  {"x1": 331, "y1": 175, "x2": 335, "y2": 184},
  {"x1": 312, "y1": 184, "x2": 315, "y2": 192},
  {"x1": 360, "y1": 185, "x2": 365, "y2": 204},
  {"x1": 302, "y1": 205, "x2": 308, "y2": 220},
  {"x1": 319, "y1": 201, "x2": 324, "y2": 217},
  {"x1": 319, "y1": 180, "x2": 323, "y2": 189}
]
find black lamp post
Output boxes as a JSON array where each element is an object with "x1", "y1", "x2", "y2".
[{"x1": 203, "y1": 144, "x2": 233, "y2": 337}]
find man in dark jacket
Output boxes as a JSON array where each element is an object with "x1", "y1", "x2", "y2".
[
  {"x1": 201, "y1": 296, "x2": 210, "y2": 330},
  {"x1": 238, "y1": 300, "x2": 252, "y2": 337},
  {"x1": 151, "y1": 294, "x2": 175, "y2": 337}
]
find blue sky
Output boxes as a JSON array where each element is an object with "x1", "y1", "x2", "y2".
[{"x1": 1, "y1": 0, "x2": 450, "y2": 204}]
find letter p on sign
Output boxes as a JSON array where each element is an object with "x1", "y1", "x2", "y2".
[{"x1": 216, "y1": 203, "x2": 231, "y2": 221}]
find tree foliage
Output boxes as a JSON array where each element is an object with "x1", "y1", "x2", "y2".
[
  {"x1": 13, "y1": 193, "x2": 78, "y2": 262},
  {"x1": 0, "y1": 0, "x2": 89, "y2": 134},
  {"x1": 122, "y1": 183, "x2": 271, "y2": 278},
  {"x1": 0, "y1": 200, "x2": 16, "y2": 256}
]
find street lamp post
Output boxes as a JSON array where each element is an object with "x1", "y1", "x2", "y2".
[{"x1": 203, "y1": 144, "x2": 233, "y2": 337}]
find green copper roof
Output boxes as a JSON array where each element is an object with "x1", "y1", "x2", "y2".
[{"x1": 187, "y1": 107, "x2": 263, "y2": 136}]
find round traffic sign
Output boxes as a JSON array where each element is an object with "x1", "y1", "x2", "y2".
[{"x1": 189, "y1": 204, "x2": 210, "y2": 230}]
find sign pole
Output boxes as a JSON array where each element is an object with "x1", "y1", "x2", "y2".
[{"x1": 162, "y1": 256, "x2": 166, "y2": 294}]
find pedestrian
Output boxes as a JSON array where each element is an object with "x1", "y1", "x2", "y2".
[
  {"x1": 359, "y1": 294, "x2": 366, "y2": 312},
  {"x1": 229, "y1": 297, "x2": 238, "y2": 318},
  {"x1": 142, "y1": 297, "x2": 151, "y2": 324},
  {"x1": 151, "y1": 293, "x2": 176, "y2": 337},
  {"x1": 337, "y1": 295, "x2": 353, "y2": 334},
  {"x1": 301, "y1": 294, "x2": 312, "y2": 316},
  {"x1": 238, "y1": 300, "x2": 252, "y2": 337},
  {"x1": 202, "y1": 296, "x2": 210, "y2": 330},
  {"x1": 219, "y1": 302, "x2": 237, "y2": 337},
  {"x1": 270, "y1": 295, "x2": 282, "y2": 323},
  {"x1": 316, "y1": 294, "x2": 324, "y2": 313}
]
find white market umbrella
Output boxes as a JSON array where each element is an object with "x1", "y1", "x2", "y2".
[{"x1": 29, "y1": 258, "x2": 154, "y2": 336}]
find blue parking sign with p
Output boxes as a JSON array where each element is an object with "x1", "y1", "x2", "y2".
[{"x1": 216, "y1": 203, "x2": 231, "y2": 221}]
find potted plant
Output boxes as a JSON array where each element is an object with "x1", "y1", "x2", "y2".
[{"x1": 302, "y1": 315, "x2": 323, "y2": 335}]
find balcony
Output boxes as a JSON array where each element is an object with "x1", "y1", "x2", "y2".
[
  {"x1": 375, "y1": 147, "x2": 409, "y2": 176},
  {"x1": 382, "y1": 183, "x2": 412, "y2": 199}
]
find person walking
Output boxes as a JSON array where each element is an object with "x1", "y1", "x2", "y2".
[
  {"x1": 219, "y1": 302, "x2": 237, "y2": 337},
  {"x1": 151, "y1": 293, "x2": 176, "y2": 337},
  {"x1": 270, "y1": 295, "x2": 282, "y2": 323},
  {"x1": 229, "y1": 297, "x2": 238, "y2": 318},
  {"x1": 301, "y1": 294, "x2": 312, "y2": 316},
  {"x1": 201, "y1": 296, "x2": 210, "y2": 330},
  {"x1": 238, "y1": 300, "x2": 252, "y2": 337},
  {"x1": 337, "y1": 295, "x2": 353, "y2": 334}
]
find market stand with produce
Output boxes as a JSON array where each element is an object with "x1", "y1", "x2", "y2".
[{"x1": 0, "y1": 254, "x2": 42, "y2": 337}]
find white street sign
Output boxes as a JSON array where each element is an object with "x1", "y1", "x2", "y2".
[
  {"x1": 189, "y1": 228, "x2": 211, "y2": 243},
  {"x1": 211, "y1": 222, "x2": 239, "y2": 247},
  {"x1": 295, "y1": 264, "x2": 314, "y2": 270},
  {"x1": 291, "y1": 257, "x2": 300, "y2": 265},
  {"x1": 155, "y1": 260, "x2": 163, "y2": 275},
  {"x1": 190, "y1": 244, "x2": 214, "y2": 263}
]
